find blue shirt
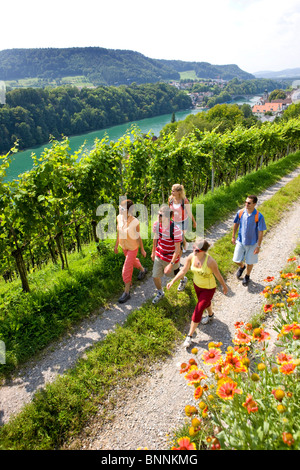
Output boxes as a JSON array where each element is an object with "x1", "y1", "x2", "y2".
[{"x1": 234, "y1": 209, "x2": 267, "y2": 245}]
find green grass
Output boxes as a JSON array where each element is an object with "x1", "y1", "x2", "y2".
[
  {"x1": 179, "y1": 70, "x2": 198, "y2": 80},
  {"x1": 0, "y1": 151, "x2": 300, "y2": 449}
]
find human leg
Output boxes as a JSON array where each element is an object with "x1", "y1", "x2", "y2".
[
  {"x1": 119, "y1": 249, "x2": 138, "y2": 302},
  {"x1": 184, "y1": 284, "x2": 216, "y2": 346}
]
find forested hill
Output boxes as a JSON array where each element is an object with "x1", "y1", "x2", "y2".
[{"x1": 0, "y1": 47, "x2": 254, "y2": 85}]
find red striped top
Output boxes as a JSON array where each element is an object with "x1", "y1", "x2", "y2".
[{"x1": 153, "y1": 221, "x2": 182, "y2": 263}]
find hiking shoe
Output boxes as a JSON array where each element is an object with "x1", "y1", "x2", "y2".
[
  {"x1": 118, "y1": 292, "x2": 131, "y2": 303},
  {"x1": 152, "y1": 291, "x2": 164, "y2": 304},
  {"x1": 242, "y1": 275, "x2": 250, "y2": 286},
  {"x1": 236, "y1": 265, "x2": 246, "y2": 279},
  {"x1": 178, "y1": 276, "x2": 188, "y2": 292},
  {"x1": 201, "y1": 312, "x2": 214, "y2": 325},
  {"x1": 183, "y1": 335, "x2": 193, "y2": 348},
  {"x1": 138, "y1": 267, "x2": 148, "y2": 280}
]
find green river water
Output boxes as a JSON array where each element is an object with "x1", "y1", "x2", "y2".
[{"x1": 4, "y1": 96, "x2": 260, "y2": 182}]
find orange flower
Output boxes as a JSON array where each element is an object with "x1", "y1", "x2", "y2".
[
  {"x1": 202, "y1": 348, "x2": 222, "y2": 365},
  {"x1": 233, "y1": 328, "x2": 252, "y2": 345},
  {"x1": 184, "y1": 405, "x2": 198, "y2": 417},
  {"x1": 281, "y1": 272, "x2": 296, "y2": 279},
  {"x1": 287, "y1": 291, "x2": 299, "y2": 299},
  {"x1": 271, "y1": 389, "x2": 285, "y2": 402},
  {"x1": 280, "y1": 362, "x2": 296, "y2": 375},
  {"x1": 216, "y1": 378, "x2": 242, "y2": 400},
  {"x1": 224, "y1": 350, "x2": 247, "y2": 373},
  {"x1": 252, "y1": 328, "x2": 271, "y2": 342},
  {"x1": 264, "y1": 276, "x2": 274, "y2": 282},
  {"x1": 287, "y1": 257, "x2": 297, "y2": 262},
  {"x1": 282, "y1": 432, "x2": 295, "y2": 447},
  {"x1": 281, "y1": 322, "x2": 300, "y2": 336},
  {"x1": 277, "y1": 352, "x2": 293, "y2": 364},
  {"x1": 171, "y1": 437, "x2": 197, "y2": 450},
  {"x1": 185, "y1": 367, "x2": 208, "y2": 386},
  {"x1": 194, "y1": 386, "x2": 203, "y2": 400},
  {"x1": 242, "y1": 394, "x2": 258, "y2": 413},
  {"x1": 180, "y1": 362, "x2": 191, "y2": 374},
  {"x1": 263, "y1": 304, "x2": 274, "y2": 312}
]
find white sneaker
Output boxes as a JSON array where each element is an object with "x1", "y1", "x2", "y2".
[
  {"x1": 201, "y1": 313, "x2": 214, "y2": 325},
  {"x1": 152, "y1": 291, "x2": 164, "y2": 304},
  {"x1": 178, "y1": 276, "x2": 188, "y2": 292},
  {"x1": 183, "y1": 335, "x2": 192, "y2": 348}
]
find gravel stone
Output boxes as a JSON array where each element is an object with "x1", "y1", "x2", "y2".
[{"x1": 0, "y1": 167, "x2": 299, "y2": 450}]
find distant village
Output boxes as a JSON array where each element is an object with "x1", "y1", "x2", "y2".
[{"x1": 170, "y1": 78, "x2": 300, "y2": 122}]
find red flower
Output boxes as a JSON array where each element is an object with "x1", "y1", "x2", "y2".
[
  {"x1": 185, "y1": 367, "x2": 208, "y2": 385},
  {"x1": 280, "y1": 362, "x2": 296, "y2": 375},
  {"x1": 171, "y1": 437, "x2": 196, "y2": 450},
  {"x1": 242, "y1": 394, "x2": 259, "y2": 413},
  {"x1": 264, "y1": 276, "x2": 274, "y2": 282},
  {"x1": 276, "y1": 352, "x2": 293, "y2": 364},
  {"x1": 233, "y1": 328, "x2": 252, "y2": 345},
  {"x1": 282, "y1": 432, "x2": 295, "y2": 447},
  {"x1": 263, "y1": 304, "x2": 274, "y2": 312},
  {"x1": 202, "y1": 348, "x2": 222, "y2": 365},
  {"x1": 216, "y1": 379, "x2": 242, "y2": 400},
  {"x1": 252, "y1": 328, "x2": 270, "y2": 342}
]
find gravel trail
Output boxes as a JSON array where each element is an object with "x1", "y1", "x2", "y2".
[{"x1": 0, "y1": 167, "x2": 300, "y2": 449}]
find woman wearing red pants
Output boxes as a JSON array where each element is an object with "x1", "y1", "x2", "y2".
[
  {"x1": 114, "y1": 199, "x2": 147, "y2": 303},
  {"x1": 167, "y1": 239, "x2": 228, "y2": 347}
]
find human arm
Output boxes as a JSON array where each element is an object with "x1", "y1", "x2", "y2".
[
  {"x1": 232, "y1": 222, "x2": 239, "y2": 245},
  {"x1": 185, "y1": 200, "x2": 197, "y2": 228},
  {"x1": 151, "y1": 236, "x2": 157, "y2": 261},
  {"x1": 136, "y1": 223, "x2": 146, "y2": 257},
  {"x1": 208, "y1": 257, "x2": 228, "y2": 295},
  {"x1": 164, "y1": 242, "x2": 181, "y2": 275},
  {"x1": 166, "y1": 254, "x2": 192, "y2": 289},
  {"x1": 114, "y1": 219, "x2": 120, "y2": 253},
  {"x1": 254, "y1": 231, "x2": 264, "y2": 255}
]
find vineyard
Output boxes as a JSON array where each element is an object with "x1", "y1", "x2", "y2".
[
  {"x1": 1, "y1": 116, "x2": 300, "y2": 293},
  {"x1": 0, "y1": 127, "x2": 300, "y2": 447}
]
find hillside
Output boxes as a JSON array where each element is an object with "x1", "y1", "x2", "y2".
[
  {"x1": 254, "y1": 67, "x2": 300, "y2": 79},
  {"x1": 0, "y1": 47, "x2": 254, "y2": 86}
]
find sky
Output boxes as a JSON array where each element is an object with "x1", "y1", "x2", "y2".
[{"x1": 1, "y1": 0, "x2": 300, "y2": 74}]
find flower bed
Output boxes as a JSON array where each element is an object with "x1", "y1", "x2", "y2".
[{"x1": 172, "y1": 258, "x2": 300, "y2": 450}]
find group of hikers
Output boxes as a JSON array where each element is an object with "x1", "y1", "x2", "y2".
[{"x1": 114, "y1": 184, "x2": 267, "y2": 348}]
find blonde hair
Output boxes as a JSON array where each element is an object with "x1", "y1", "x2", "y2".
[{"x1": 169, "y1": 184, "x2": 186, "y2": 201}]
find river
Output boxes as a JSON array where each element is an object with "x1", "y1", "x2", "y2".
[{"x1": 3, "y1": 95, "x2": 261, "y2": 181}]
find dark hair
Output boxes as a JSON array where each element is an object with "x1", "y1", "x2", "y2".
[
  {"x1": 247, "y1": 195, "x2": 257, "y2": 204},
  {"x1": 159, "y1": 204, "x2": 174, "y2": 218},
  {"x1": 195, "y1": 238, "x2": 211, "y2": 252},
  {"x1": 121, "y1": 199, "x2": 134, "y2": 213}
]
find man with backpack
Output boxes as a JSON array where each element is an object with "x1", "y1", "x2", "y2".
[
  {"x1": 151, "y1": 205, "x2": 182, "y2": 304},
  {"x1": 231, "y1": 195, "x2": 267, "y2": 286}
]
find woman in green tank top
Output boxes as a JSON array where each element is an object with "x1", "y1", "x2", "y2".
[{"x1": 167, "y1": 239, "x2": 228, "y2": 348}]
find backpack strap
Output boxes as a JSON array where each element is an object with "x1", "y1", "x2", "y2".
[
  {"x1": 158, "y1": 220, "x2": 174, "y2": 240},
  {"x1": 239, "y1": 208, "x2": 260, "y2": 225}
]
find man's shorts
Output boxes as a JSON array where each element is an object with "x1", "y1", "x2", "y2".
[
  {"x1": 152, "y1": 256, "x2": 180, "y2": 278},
  {"x1": 233, "y1": 241, "x2": 259, "y2": 265}
]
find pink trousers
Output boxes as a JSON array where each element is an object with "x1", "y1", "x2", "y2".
[{"x1": 122, "y1": 248, "x2": 142, "y2": 284}]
